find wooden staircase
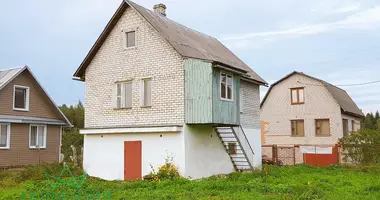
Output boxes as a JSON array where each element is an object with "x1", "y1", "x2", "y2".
[{"x1": 215, "y1": 126, "x2": 255, "y2": 171}]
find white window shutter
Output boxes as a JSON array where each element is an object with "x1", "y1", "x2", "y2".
[
  {"x1": 121, "y1": 83, "x2": 126, "y2": 108},
  {"x1": 111, "y1": 84, "x2": 117, "y2": 108},
  {"x1": 140, "y1": 80, "x2": 144, "y2": 106},
  {"x1": 121, "y1": 30, "x2": 127, "y2": 49}
]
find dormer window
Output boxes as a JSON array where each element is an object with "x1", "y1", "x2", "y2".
[
  {"x1": 13, "y1": 85, "x2": 30, "y2": 111},
  {"x1": 290, "y1": 87, "x2": 304, "y2": 104}
]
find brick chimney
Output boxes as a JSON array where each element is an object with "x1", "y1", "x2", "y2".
[{"x1": 153, "y1": 3, "x2": 166, "y2": 16}]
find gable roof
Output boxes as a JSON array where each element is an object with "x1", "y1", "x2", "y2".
[
  {"x1": 0, "y1": 66, "x2": 72, "y2": 126},
  {"x1": 73, "y1": 0, "x2": 267, "y2": 85},
  {"x1": 261, "y1": 71, "x2": 364, "y2": 118}
]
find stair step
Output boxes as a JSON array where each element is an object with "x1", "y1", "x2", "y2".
[{"x1": 232, "y1": 157, "x2": 248, "y2": 162}]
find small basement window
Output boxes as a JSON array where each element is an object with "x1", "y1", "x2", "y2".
[
  {"x1": 13, "y1": 85, "x2": 30, "y2": 111},
  {"x1": 220, "y1": 72, "x2": 233, "y2": 101},
  {"x1": 290, "y1": 87, "x2": 304, "y2": 104}
]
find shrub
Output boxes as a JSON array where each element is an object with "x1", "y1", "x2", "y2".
[
  {"x1": 339, "y1": 129, "x2": 380, "y2": 165},
  {"x1": 144, "y1": 156, "x2": 180, "y2": 181}
]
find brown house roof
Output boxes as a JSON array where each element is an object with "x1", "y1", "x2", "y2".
[
  {"x1": 261, "y1": 71, "x2": 364, "y2": 118},
  {"x1": 73, "y1": 0, "x2": 267, "y2": 85},
  {"x1": 0, "y1": 66, "x2": 72, "y2": 126}
]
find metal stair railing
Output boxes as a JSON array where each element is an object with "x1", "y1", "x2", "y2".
[{"x1": 231, "y1": 126, "x2": 255, "y2": 169}]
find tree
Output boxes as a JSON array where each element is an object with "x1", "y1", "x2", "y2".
[
  {"x1": 363, "y1": 113, "x2": 375, "y2": 130},
  {"x1": 59, "y1": 101, "x2": 85, "y2": 162}
]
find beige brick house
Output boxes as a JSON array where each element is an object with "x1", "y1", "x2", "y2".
[
  {"x1": 73, "y1": 0, "x2": 267, "y2": 180},
  {"x1": 261, "y1": 71, "x2": 364, "y2": 146},
  {"x1": 0, "y1": 66, "x2": 71, "y2": 167}
]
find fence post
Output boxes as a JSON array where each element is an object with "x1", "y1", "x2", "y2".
[{"x1": 293, "y1": 146, "x2": 296, "y2": 165}]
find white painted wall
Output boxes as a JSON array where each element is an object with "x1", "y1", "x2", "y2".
[
  {"x1": 183, "y1": 125, "x2": 235, "y2": 179},
  {"x1": 83, "y1": 131, "x2": 185, "y2": 180},
  {"x1": 243, "y1": 128, "x2": 262, "y2": 168}
]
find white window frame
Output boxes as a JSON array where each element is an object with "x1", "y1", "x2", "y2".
[
  {"x1": 114, "y1": 81, "x2": 132, "y2": 109},
  {"x1": 0, "y1": 123, "x2": 11, "y2": 150},
  {"x1": 220, "y1": 71, "x2": 234, "y2": 101},
  {"x1": 13, "y1": 85, "x2": 30, "y2": 111},
  {"x1": 29, "y1": 124, "x2": 47, "y2": 149},
  {"x1": 140, "y1": 78, "x2": 152, "y2": 107},
  {"x1": 121, "y1": 28, "x2": 137, "y2": 50}
]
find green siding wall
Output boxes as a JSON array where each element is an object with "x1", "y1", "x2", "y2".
[
  {"x1": 212, "y1": 68, "x2": 240, "y2": 125},
  {"x1": 185, "y1": 59, "x2": 213, "y2": 123}
]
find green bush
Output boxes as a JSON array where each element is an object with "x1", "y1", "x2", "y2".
[{"x1": 339, "y1": 129, "x2": 380, "y2": 164}]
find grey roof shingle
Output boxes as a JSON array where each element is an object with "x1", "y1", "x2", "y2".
[
  {"x1": 73, "y1": 0, "x2": 267, "y2": 84},
  {"x1": 0, "y1": 67, "x2": 24, "y2": 90},
  {"x1": 261, "y1": 71, "x2": 364, "y2": 117}
]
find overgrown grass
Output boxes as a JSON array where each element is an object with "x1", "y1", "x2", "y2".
[{"x1": 1, "y1": 164, "x2": 380, "y2": 199}]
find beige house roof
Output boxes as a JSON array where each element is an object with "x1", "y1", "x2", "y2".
[
  {"x1": 261, "y1": 71, "x2": 364, "y2": 117},
  {"x1": 0, "y1": 66, "x2": 72, "y2": 126},
  {"x1": 73, "y1": 0, "x2": 267, "y2": 85}
]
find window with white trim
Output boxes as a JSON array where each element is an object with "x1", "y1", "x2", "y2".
[
  {"x1": 0, "y1": 123, "x2": 10, "y2": 149},
  {"x1": 115, "y1": 81, "x2": 132, "y2": 109},
  {"x1": 141, "y1": 78, "x2": 152, "y2": 107},
  {"x1": 220, "y1": 72, "x2": 233, "y2": 101},
  {"x1": 29, "y1": 125, "x2": 47, "y2": 148},
  {"x1": 13, "y1": 85, "x2": 30, "y2": 111}
]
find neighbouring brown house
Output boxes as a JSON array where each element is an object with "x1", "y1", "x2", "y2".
[{"x1": 0, "y1": 66, "x2": 71, "y2": 167}]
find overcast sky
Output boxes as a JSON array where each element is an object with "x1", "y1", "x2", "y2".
[{"x1": 1, "y1": 0, "x2": 379, "y2": 113}]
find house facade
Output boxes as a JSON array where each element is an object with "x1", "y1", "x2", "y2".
[
  {"x1": 0, "y1": 66, "x2": 71, "y2": 167},
  {"x1": 73, "y1": 0, "x2": 266, "y2": 180},
  {"x1": 260, "y1": 72, "x2": 364, "y2": 146}
]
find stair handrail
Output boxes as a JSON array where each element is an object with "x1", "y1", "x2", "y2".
[{"x1": 231, "y1": 125, "x2": 254, "y2": 169}]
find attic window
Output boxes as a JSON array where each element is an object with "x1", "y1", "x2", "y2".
[
  {"x1": 13, "y1": 85, "x2": 30, "y2": 111},
  {"x1": 290, "y1": 87, "x2": 304, "y2": 105},
  {"x1": 125, "y1": 31, "x2": 136, "y2": 48}
]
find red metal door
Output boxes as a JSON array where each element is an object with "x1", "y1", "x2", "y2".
[{"x1": 124, "y1": 141, "x2": 142, "y2": 180}]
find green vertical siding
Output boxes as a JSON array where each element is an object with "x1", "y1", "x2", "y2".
[
  {"x1": 212, "y1": 68, "x2": 240, "y2": 125},
  {"x1": 184, "y1": 59, "x2": 213, "y2": 123}
]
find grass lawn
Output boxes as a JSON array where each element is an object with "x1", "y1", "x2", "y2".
[{"x1": 1, "y1": 164, "x2": 380, "y2": 200}]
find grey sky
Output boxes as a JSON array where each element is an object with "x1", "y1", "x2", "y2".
[{"x1": 1, "y1": 0, "x2": 379, "y2": 113}]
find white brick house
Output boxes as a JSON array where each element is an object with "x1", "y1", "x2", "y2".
[
  {"x1": 73, "y1": 0, "x2": 266, "y2": 180},
  {"x1": 261, "y1": 71, "x2": 364, "y2": 146}
]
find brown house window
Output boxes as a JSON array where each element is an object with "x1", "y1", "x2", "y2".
[
  {"x1": 351, "y1": 120, "x2": 355, "y2": 132},
  {"x1": 291, "y1": 120, "x2": 304, "y2": 136},
  {"x1": 290, "y1": 87, "x2": 304, "y2": 104},
  {"x1": 29, "y1": 125, "x2": 47, "y2": 148},
  {"x1": 13, "y1": 85, "x2": 30, "y2": 111},
  {"x1": 0, "y1": 124, "x2": 10, "y2": 149},
  {"x1": 316, "y1": 119, "x2": 330, "y2": 136}
]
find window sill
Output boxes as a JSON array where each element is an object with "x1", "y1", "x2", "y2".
[
  {"x1": 315, "y1": 135, "x2": 331, "y2": 137},
  {"x1": 220, "y1": 98, "x2": 234, "y2": 102},
  {"x1": 290, "y1": 135, "x2": 305, "y2": 137},
  {"x1": 123, "y1": 46, "x2": 137, "y2": 51},
  {"x1": 0, "y1": 147, "x2": 10, "y2": 150},
  {"x1": 141, "y1": 105, "x2": 152, "y2": 108},
  {"x1": 13, "y1": 108, "x2": 29, "y2": 112},
  {"x1": 291, "y1": 102, "x2": 304, "y2": 105},
  {"x1": 113, "y1": 107, "x2": 132, "y2": 110},
  {"x1": 29, "y1": 147, "x2": 46, "y2": 149}
]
